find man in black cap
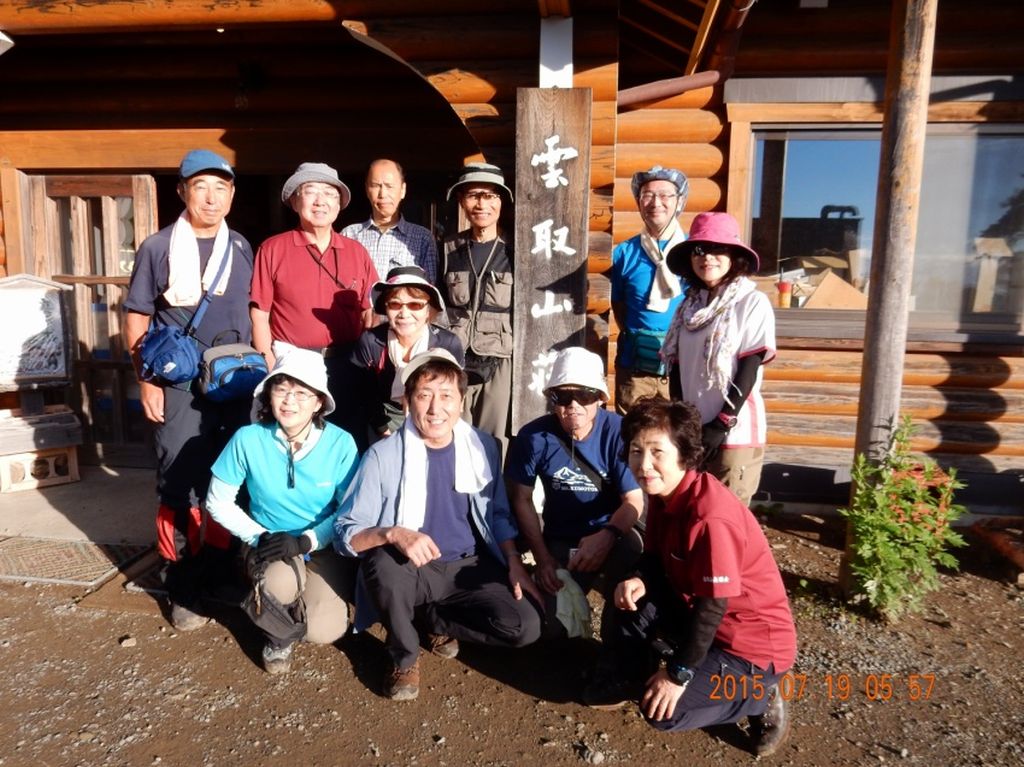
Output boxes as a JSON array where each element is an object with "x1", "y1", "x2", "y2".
[{"x1": 124, "y1": 149, "x2": 255, "y2": 631}]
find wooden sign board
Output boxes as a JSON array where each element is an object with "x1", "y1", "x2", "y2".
[
  {"x1": 0, "y1": 274, "x2": 73, "y2": 392},
  {"x1": 512, "y1": 88, "x2": 592, "y2": 432}
]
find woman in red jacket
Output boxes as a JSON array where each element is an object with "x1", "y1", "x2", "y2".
[{"x1": 584, "y1": 397, "x2": 797, "y2": 757}]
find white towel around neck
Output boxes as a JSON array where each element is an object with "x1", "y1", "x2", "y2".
[
  {"x1": 396, "y1": 417, "x2": 493, "y2": 531},
  {"x1": 162, "y1": 212, "x2": 233, "y2": 307},
  {"x1": 640, "y1": 217, "x2": 687, "y2": 312}
]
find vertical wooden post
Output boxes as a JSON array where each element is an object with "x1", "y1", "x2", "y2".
[
  {"x1": 844, "y1": 0, "x2": 938, "y2": 591},
  {"x1": 854, "y1": 0, "x2": 937, "y2": 462},
  {"x1": 512, "y1": 88, "x2": 592, "y2": 432}
]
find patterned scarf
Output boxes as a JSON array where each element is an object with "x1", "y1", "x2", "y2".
[{"x1": 661, "y1": 276, "x2": 757, "y2": 407}]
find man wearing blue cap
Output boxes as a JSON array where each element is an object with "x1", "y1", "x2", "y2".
[
  {"x1": 610, "y1": 166, "x2": 689, "y2": 412},
  {"x1": 124, "y1": 149, "x2": 255, "y2": 631}
]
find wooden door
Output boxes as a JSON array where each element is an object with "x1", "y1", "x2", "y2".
[{"x1": 27, "y1": 175, "x2": 158, "y2": 467}]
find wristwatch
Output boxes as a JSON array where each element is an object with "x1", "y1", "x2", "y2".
[
  {"x1": 666, "y1": 662, "x2": 695, "y2": 687},
  {"x1": 717, "y1": 412, "x2": 738, "y2": 430}
]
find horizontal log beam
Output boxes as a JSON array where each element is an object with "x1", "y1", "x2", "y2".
[
  {"x1": 617, "y1": 108, "x2": 724, "y2": 143},
  {"x1": 765, "y1": 350, "x2": 1024, "y2": 390},
  {"x1": 764, "y1": 381, "x2": 1024, "y2": 424},
  {"x1": 0, "y1": 129, "x2": 477, "y2": 173},
  {"x1": 768, "y1": 417, "x2": 1024, "y2": 457},
  {"x1": 736, "y1": 44, "x2": 1024, "y2": 76},
  {"x1": 727, "y1": 101, "x2": 1024, "y2": 125},
  {"x1": 618, "y1": 86, "x2": 720, "y2": 112},
  {"x1": 615, "y1": 143, "x2": 725, "y2": 179},
  {"x1": 763, "y1": 444, "x2": 1020, "y2": 475},
  {"x1": 587, "y1": 273, "x2": 611, "y2": 315},
  {"x1": 0, "y1": 1, "x2": 544, "y2": 34}
]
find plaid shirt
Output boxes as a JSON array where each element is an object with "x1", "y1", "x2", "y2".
[{"x1": 341, "y1": 216, "x2": 439, "y2": 284}]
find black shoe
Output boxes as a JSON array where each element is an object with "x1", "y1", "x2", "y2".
[
  {"x1": 582, "y1": 666, "x2": 642, "y2": 710},
  {"x1": 749, "y1": 683, "x2": 791, "y2": 757}
]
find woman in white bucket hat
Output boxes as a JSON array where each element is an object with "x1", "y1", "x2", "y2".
[{"x1": 205, "y1": 347, "x2": 359, "y2": 674}]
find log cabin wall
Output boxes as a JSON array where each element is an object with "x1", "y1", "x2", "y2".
[{"x1": 730, "y1": 0, "x2": 1024, "y2": 483}]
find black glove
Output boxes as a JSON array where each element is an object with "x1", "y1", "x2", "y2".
[
  {"x1": 701, "y1": 420, "x2": 730, "y2": 465},
  {"x1": 244, "y1": 543, "x2": 267, "y2": 581},
  {"x1": 256, "y1": 531, "x2": 312, "y2": 563}
]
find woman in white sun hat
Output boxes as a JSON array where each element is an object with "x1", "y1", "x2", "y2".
[{"x1": 206, "y1": 347, "x2": 359, "y2": 674}]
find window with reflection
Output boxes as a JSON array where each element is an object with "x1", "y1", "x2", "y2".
[{"x1": 750, "y1": 126, "x2": 1024, "y2": 335}]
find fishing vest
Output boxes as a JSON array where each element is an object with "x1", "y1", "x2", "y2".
[{"x1": 441, "y1": 232, "x2": 513, "y2": 359}]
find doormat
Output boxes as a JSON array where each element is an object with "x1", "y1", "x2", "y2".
[{"x1": 0, "y1": 537, "x2": 151, "y2": 589}]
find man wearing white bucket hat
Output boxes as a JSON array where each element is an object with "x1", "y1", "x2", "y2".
[
  {"x1": 335, "y1": 348, "x2": 542, "y2": 701},
  {"x1": 206, "y1": 348, "x2": 360, "y2": 673},
  {"x1": 506, "y1": 347, "x2": 643, "y2": 637}
]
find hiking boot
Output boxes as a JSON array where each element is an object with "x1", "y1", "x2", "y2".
[
  {"x1": 427, "y1": 633, "x2": 460, "y2": 660},
  {"x1": 169, "y1": 601, "x2": 209, "y2": 632},
  {"x1": 386, "y1": 662, "x2": 421, "y2": 701},
  {"x1": 261, "y1": 642, "x2": 294, "y2": 674},
  {"x1": 749, "y1": 683, "x2": 791, "y2": 757}
]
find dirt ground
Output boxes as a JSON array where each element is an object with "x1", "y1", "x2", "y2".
[{"x1": 2, "y1": 513, "x2": 1022, "y2": 767}]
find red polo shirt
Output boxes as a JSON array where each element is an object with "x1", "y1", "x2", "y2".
[
  {"x1": 645, "y1": 470, "x2": 797, "y2": 672},
  {"x1": 251, "y1": 229, "x2": 377, "y2": 349}
]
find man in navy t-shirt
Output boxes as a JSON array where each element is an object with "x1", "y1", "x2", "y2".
[
  {"x1": 506, "y1": 348, "x2": 643, "y2": 638},
  {"x1": 124, "y1": 149, "x2": 254, "y2": 632}
]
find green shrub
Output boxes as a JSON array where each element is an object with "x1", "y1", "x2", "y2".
[{"x1": 840, "y1": 417, "x2": 967, "y2": 622}]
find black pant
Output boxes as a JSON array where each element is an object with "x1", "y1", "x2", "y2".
[
  {"x1": 361, "y1": 545, "x2": 543, "y2": 669},
  {"x1": 604, "y1": 567, "x2": 784, "y2": 732}
]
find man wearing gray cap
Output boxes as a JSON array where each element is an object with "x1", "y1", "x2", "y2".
[
  {"x1": 439, "y1": 162, "x2": 515, "y2": 453},
  {"x1": 250, "y1": 161, "x2": 378, "y2": 450},
  {"x1": 124, "y1": 148, "x2": 255, "y2": 631},
  {"x1": 610, "y1": 166, "x2": 689, "y2": 412}
]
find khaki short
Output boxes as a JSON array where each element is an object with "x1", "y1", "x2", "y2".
[
  {"x1": 707, "y1": 446, "x2": 765, "y2": 508},
  {"x1": 614, "y1": 368, "x2": 671, "y2": 414}
]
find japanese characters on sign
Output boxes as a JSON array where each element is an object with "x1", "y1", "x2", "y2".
[{"x1": 513, "y1": 88, "x2": 592, "y2": 431}]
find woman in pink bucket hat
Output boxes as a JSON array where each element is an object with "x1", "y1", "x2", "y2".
[{"x1": 660, "y1": 212, "x2": 775, "y2": 506}]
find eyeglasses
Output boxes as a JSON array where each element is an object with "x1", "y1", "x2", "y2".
[
  {"x1": 270, "y1": 385, "x2": 317, "y2": 403},
  {"x1": 549, "y1": 387, "x2": 603, "y2": 408},
  {"x1": 463, "y1": 191, "x2": 501, "y2": 203},
  {"x1": 691, "y1": 245, "x2": 732, "y2": 259},
  {"x1": 385, "y1": 299, "x2": 429, "y2": 312},
  {"x1": 639, "y1": 192, "x2": 679, "y2": 204},
  {"x1": 299, "y1": 187, "x2": 341, "y2": 202}
]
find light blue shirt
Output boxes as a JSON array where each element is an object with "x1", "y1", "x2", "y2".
[{"x1": 206, "y1": 422, "x2": 359, "y2": 549}]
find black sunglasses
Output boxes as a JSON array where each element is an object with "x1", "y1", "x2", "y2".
[{"x1": 548, "y1": 387, "x2": 603, "y2": 408}]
